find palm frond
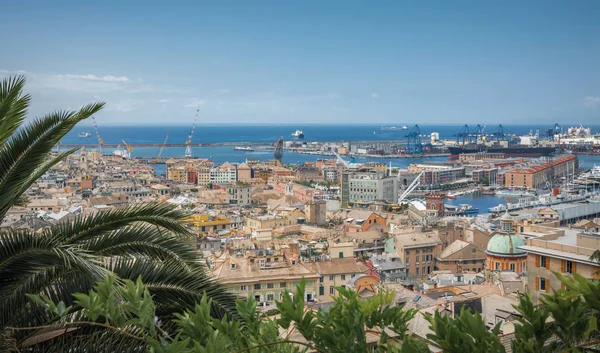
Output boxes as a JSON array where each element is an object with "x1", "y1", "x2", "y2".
[
  {"x1": 0, "y1": 102, "x2": 104, "y2": 219},
  {"x1": 108, "y1": 258, "x2": 240, "y2": 321},
  {"x1": 0, "y1": 75, "x2": 31, "y2": 145},
  {"x1": 50, "y1": 202, "x2": 191, "y2": 245}
]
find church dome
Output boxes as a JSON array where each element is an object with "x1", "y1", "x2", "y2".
[{"x1": 486, "y1": 233, "x2": 526, "y2": 256}]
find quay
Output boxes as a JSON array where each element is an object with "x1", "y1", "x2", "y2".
[{"x1": 58, "y1": 139, "x2": 412, "y2": 149}]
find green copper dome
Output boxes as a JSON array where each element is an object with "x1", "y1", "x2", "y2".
[{"x1": 486, "y1": 233, "x2": 526, "y2": 255}]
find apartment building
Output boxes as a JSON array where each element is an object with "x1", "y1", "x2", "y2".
[
  {"x1": 504, "y1": 155, "x2": 577, "y2": 189},
  {"x1": 519, "y1": 227, "x2": 600, "y2": 303},
  {"x1": 214, "y1": 248, "x2": 320, "y2": 304},
  {"x1": 226, "y1": 182, "x2": 251, "y2": 206},
  {"x1": 341, "y1": 171, "x2": 398, "y2": 206},
  {"x1": 386, "y1": 229, "x2": 442, "y2": 278},
  {"x1": 210, "y1": 162, "x2": 238, "y2": 185}
]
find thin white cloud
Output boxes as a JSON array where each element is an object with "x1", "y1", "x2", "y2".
[
  {"x1": 213, "y1": 88, "x2": 230, "y2": 94},
  {"x1": 157, "y1": 98, "x2": 171, "y2": 103},
  {"x1": 583, "y1": 96, "x2": 600, "y2": 108},
  {"x1": 371, "y1": 92, "x2": 380, "y2": 99},
  {"x1": 52, "y1": 74, "x2": 131, "y2": 83},
  {"x1": 184, "y1": 98, "x2": 206, "y2": 108}
]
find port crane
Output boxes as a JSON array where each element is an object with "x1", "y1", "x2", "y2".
[
  {"x1": 92, "y1": 116, "x2": 104, "y2": 154},
  {"x1": 274, "y1": 136, "x2": 284, "y2": 164},
  {"x1": 150, "y1": 133, "x2": 170, "y2": 164},
  {"x1": 121, "y1": 139, "x2": 133, "y2": 159},
  {"x1": 185, "y1": 109, "x2": 200, "y2": 158},
  {"x1": 405, "y1": 125, "x2": 423, "y2": 154}
]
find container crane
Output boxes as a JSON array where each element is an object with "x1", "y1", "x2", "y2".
[
  {"x1": 150, "y1": 133, "x2": 169, "y2": 164},
  {"x1": 92, "y1": 116, "x2": 104, "y2": 154},
  {"x1": 185, "y1": 109, "x2": 200, "y2": 158}
]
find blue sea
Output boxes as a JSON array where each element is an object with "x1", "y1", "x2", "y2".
[{"x1": 62, "y1": 124, "x2": 600, "y2": 175}]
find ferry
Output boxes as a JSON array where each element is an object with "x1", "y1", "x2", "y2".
[
  {"x1": 291, "y1": 130, "x2": 304, "y2": 138},
  {"x1": 78, "y1": 132, "x2": 91, "y2": 137},
  {"x1": 233, "y1": 146, "x2": 255, "y2": 152},
  {"x1": 380, "y1": 125, "x2": 409, "y2": 131}
]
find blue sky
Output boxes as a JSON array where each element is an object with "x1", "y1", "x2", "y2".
[{"x1": 1, "y1": 1, "x2": 600, "y2": 125}]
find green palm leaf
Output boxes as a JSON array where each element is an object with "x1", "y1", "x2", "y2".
[{"x1": 0, "y1": 76, "x2": 238, "y2": 339}]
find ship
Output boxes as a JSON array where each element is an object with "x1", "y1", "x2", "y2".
[
  {"x1": 380, "y1": 125, "x2": 409, "y2": 131},
  {"x1": 291, "y1": 130, "x2": 304, "y2": 138},
  {"x1": 233, "y1": 146, "x2": 255, "y2": 152},
  {"x1": 78, "y1": 132, "x2": 91, "y2": 137},
  {"x1": 447, "y1": 145, "x2": 556, "y2": 158}
]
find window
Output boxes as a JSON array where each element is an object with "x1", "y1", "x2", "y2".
[
  {"x1": 240, "y1": 285, "x2": 248, "y2": 291},
  {"x1": 416, "y1": 268, "x2": 419, "y2": 276},
  {"x1": 267, "y1": 294, "x2": 274, "y2": 301},
  {"x1": 339, "y1": 252, "x2": 344, "y2": 259},
  {"x1": 280, "y1": 282, "x2": 287, "y2": 288},
  {"x1": 540, "y1": 256, "x2": 547, "y2": 268},
  {"x1": 539, "y1": 277, "x2": 547, "y2": 292},
  {"x1": 329, "y1": 287, "x2": 334, "y2": 294},
  {"x1": 565, "y1": 260, "x2": 575, "y2": 274},
  {"x1": 329, "y1": 275, "x2": 334, "y2": 281},
  {"x1": 319, "y1": 286, "x2": 324, "y2": 296},
  {"x1": 341, "y1": 274, "x2": 346, "y2": 280},
  {"x1": 254, "y1": 283, "x2": 261, "y2": 290},
  {"x1": 291, "y1": 259, "x2": 296, "y2": 265},
  {"x1": 510, "y1": 263, "x2": 515, "y2": 272},
  {"x1": 495, "y1": 262, "x2": 500, "y2": 270},
  {"x1": 319, "y1": 276, "x2": 324, "y2": 283},
  {"x1": 267, "y1": 283, "x2": 274, "y2": 289},
  {"x1": 230, "y1": 263, "x2": 237, "y2": 269}
]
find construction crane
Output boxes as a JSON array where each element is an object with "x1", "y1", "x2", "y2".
[
  {"x1": 121, "y1": 139, "x2": 133, "y2": 159},
  {"x1": 185, "y1": 109, "x2": 200, "y2": 158},
  {"x1": 92, "y1": 116, "x2": 104, "y2": 154},
  {"x1": 397, "y1": 171, "x2": 424, "y2": 203},
  {"x1": 274, "y1": 136, "x2": 284, "y2": 164},
  {"x1": 150, "y1": 133, "x2": 169, "y2": 164}
]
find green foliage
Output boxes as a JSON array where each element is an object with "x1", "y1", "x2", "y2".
[
  {"x1": 14, "y1": 276, "x2": 427, "y2": 353},
  {"x1": 426, "y1": 309, "x2": 505, "y2": 353},
  {"x1": 0, "y1": 76, "x2": 239, "y2": 334}
]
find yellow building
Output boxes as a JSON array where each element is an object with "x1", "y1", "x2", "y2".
[
  {"x1": 183, "y1": 214, "x2": 232, "y2": 235},
  {"x1": 167, "y1": 165, "x2": 187, "y2": 183}
]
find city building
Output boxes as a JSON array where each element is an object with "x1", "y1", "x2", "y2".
[
  {"x1": 341, "y1": 171, "x2": 398, "y2": 206},
  {"x1": 459, "y1": 152, "x2": 505, "y2": 162},
  {"x1": 210, "y1": 162, "x2": 238, "y2": 185},
  {"x1": 226, "y1": 183, "x2": 251, "y2": 206},
  {"x1": 237, "y1": 163, "x2": 253, "y2": 182},
  {"x1": 435, "y1": 239, "x2": 486, "y2": 273},
  {"x1": 419, "y1": 166, "x2": 466, "y2": 188},
  {"x1": 183, "y1": 214, "x2": 232, "y2": 235},
  {"x1": 424, "y1": 193, "x2": 445, "y2": 218},
  {"x1": 387, "y1": 229, "x2": 442, "y2": 278},
  {"x1": 305, "y1": 200, "x2": 327, "y2": 225},
  {"x1": 485, "y1": 213, "x2": 527, "y2": 275},
  {"x1": 519, "y1": 227, "x2": 600, "y2": 303},
  {"x1": 504, "y1": 155, "x2": 578, "y2": 189},
  {"x1": 307, "y1": 257, "x2": 365, "y2": 301},
  {"x1": 213, "y1": 248, "x2": 320, "y2": 305}
]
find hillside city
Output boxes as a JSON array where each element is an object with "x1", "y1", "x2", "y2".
[{"x1": 5, "y1": 140, "x2": 600, "y2": 350}]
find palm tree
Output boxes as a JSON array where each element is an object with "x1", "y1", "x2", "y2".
[{"x1": 0, "y1": 76, "x2": 238, "y2": 343}]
